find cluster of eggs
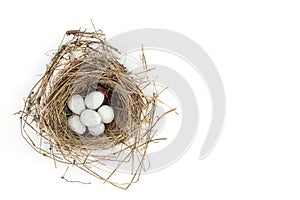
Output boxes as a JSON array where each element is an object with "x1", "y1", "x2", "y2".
[{"x1": 67, "y1": 91, "x2": 114, "y2": 136}]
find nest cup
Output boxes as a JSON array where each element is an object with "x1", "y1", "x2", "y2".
[
  {"x1": 58, "y1": 49, "x2": 144, "y2": 151},
  {"x1": 20, "y1": 29, "x2": 166, "y2": 189}
]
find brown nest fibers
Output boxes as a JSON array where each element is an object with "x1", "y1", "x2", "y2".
[{"x1": 19, "y1": 28, "x2": 173, "y2": 189}]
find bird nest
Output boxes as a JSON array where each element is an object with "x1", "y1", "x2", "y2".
[{"x1": 19, "y1": 29, "x2": 173, "y2": 189}]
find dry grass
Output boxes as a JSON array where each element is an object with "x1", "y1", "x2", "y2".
[{"x1": 19, "y1": 28, "x2": 174, "y2": 189}]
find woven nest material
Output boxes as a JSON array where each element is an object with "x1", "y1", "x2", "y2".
[{"x1": 20, "y1": 29, "x2": 173, "y2": 189}]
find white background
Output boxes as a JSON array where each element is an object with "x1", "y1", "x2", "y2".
[{"x1": 1, "y1": 0, "x2": 300, "y2": 199}]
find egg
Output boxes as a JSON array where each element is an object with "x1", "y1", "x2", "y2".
[
  {"x1": 98, "y1": 105, "x2": 114, "y2": 124},
  {"x1": 67, "y1": 115, "x2": 86, "y2": 135},
  {"x1": 67, "y1": 94, "x2": 85, "y2": 115},
  {"x1": 88, "y1": 123, "x2": 105, "y2": 136},
  {"x1": 80, "y1": 109, "x2": 101, "y2": 127},
  {"x1": 85, "y1": 91, "x2": 105, "y2": 109}
]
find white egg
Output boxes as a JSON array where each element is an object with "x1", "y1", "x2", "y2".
[
  {"x1": 98, "y1": 105, "x2": 114, "y2": 124},
  {"x1": 67, "y1": 94, "x2": 85, "y2": 115},
  {"x1": 67, "y1": 115, "x2": 86, "y2": 135},
  {"x1": 80, "y1": 109, "x2": 101, "y2": 127},
  {"x1": 88, "y1": 123, "x2": 105, "y2": 136},
  {"x1": 85, "y1": 91, "x2": 105, "y2": 109}
]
